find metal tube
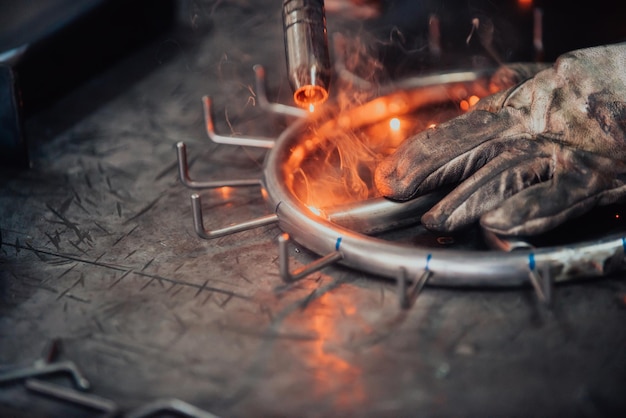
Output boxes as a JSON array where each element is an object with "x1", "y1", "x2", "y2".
[
  {"x1": 191, "y1": 194, "x2": 278, "y2": 239},
  {"x1": 25, "y1": 379, "x2": 118, "y2": 414},
  {"x1": 282, "y1": 0, "x2": 331, "y2": 108},
  {"x1": 176, "y1": 142, "x2": 262, "y2": 189},
  {"x1": 325, "y1": 192, "x2": 446, "y2": 235},
  {"x1": 279, "y1": 233, "x2": 342, "y2": 282}
]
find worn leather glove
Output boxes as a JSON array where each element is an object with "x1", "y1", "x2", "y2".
[{"x1": 375, "y1": 43, "x2": 626, "y2": 236}]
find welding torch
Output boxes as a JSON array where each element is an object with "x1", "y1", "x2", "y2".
[{"x1": 282, "y1": 0, "x2": 331, "y2": 108}]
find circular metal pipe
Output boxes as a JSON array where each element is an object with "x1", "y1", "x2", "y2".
[{"x1": 262, "y1": 71, "x2": 626, "y2": 286}]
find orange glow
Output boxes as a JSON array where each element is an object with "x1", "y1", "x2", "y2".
[
  {"x1": 294, "y1": 85, "x2": 329, "y2": 108},
  {"x1": 460, "y1": 95, "x2": 480, "y2": 112},
  {"x1": 518, "y1": 0, "x2": 532, "y2": 9},
  {"x1": 309, "y1": 103, "x2": 315, "y2": 113},
  {"x1": 283, "y1": 83, "x2": 488, "y2": 211},
  {"x1": 291, "y1": 145, "x2": 305, "y2": 165},
  {"x1": 343, "y1": 304, "x2": 357, "y2": 315},
  {"x1": 374, "y1": 100, "x2": 386, "y2": 115},
  {"x1": 307, "y1": 205, "x2": 324, "y2": 217},
  {"x1": 389, "y1": 117, "x2": 401, "y2": 131},
  {"x1": 616, "y1": 213, "x2": 620, "y2": 219},
  {"x1": 284, "y1": 290, "x2": 365, "y2": 408},
  {"x1": 219, "y1": 186, "x2": 233, "y2": 199}
]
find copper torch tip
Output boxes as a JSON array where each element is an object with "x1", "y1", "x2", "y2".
[
  {"x1": 293, "y1": 85, "x2": 329, "y2": 108},
  {"x1": 283, "y1": 0, "x2": 331, "y2": 109}
]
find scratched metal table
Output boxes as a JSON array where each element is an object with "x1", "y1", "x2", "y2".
[{"x1": 2, "y1": 1, "x2": 626, "y2": 417}]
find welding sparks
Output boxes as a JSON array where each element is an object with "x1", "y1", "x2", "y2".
[
  {"x1": 460, "y1": 95, "x2": 481, "y2": 112},
  {"x1": 285, "y1": 77, "x2": 488, "y2": 210},
  {"x1": 219, "y1": 186, "x2": 233, "y2": 199}
]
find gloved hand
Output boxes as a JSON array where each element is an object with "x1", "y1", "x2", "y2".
[{"x1": 375, "y1": 43, "x2": 626, "y2": 236}]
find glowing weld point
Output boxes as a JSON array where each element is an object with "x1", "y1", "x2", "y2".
[
  {"x1": 460, "y1": 95, "x2": 481, "y2": 112},
  {"x1": 389, "y1": 117, "x2": 401, "y2": 132},
  {"x1": 219, "y1": 186, "x2": 233, "y2": 199},
  {"x1": 309, "y1": 103, "x2": 315, "y2": 113},
  {"x1": 307, "y1": 206, "x2": 323, "y2": 217}
]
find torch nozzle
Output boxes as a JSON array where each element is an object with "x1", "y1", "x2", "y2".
[{"x1": 282, "y1": 0, "x2": 331, "y2": 108}]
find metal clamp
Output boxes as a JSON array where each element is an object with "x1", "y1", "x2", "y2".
[
  {"x1": 191, "y1": 193, "x2": 278, "y2": 239},
  {"x1": 396, "y1": 266, "x2": 432, "y2": 309},
  {"x1": 528, "y1": 253, "x2": 554, "y2": 307},
  {"x1": 176, "y1": 139, "x2": 278, "y2": 240},
  {"x1": 202, "y1": 96, "x2": 276, "y2": 149},
  {"x1": 253, "y1": 65, "x2": 307, "y2": 118},
  {"x1": 176, "y1": 142, "x2": 262, "y2": 190},
  {"x1": 278, "y1": 233, "x2": 343, "y2": 282}
]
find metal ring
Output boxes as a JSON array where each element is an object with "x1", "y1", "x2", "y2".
[{"x1": 262, "y1": 70, "x2": 626, "y2": 287}]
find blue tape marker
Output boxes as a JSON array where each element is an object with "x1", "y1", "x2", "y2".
[
  {"x1": 528, "y1": 253, "x2": 536, "y2": 271},
  {"x1": 335, "y1": 237, "x2": 342, "y2": 251},
  {"x1": 425, "y1": 253, "x2": 432, "y2": 272},
  {"x1": 622, "y1": 237, "x2": 626, "y2": 253}
]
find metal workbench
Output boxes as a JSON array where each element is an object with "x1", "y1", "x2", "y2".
[{"x1": 1, "y1": 1, "x2": 626, "y2": 416}]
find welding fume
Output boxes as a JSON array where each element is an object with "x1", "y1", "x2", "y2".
[{"x1": 283, "y1": 0, "x2": 626, "y2": 238}]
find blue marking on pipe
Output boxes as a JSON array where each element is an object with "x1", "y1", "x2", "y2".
[
  {"x1": 425, "y1": 253, "x2": 432, "y2": 272},
  {"x1": 622, "y1": 237, "x2": 626, "y2": 253},
  {"x1": 335, "y1": 237, "x2": 342, "y2": 251},
  {"x1": 528, "y1": 253, "x2": 536, "y2": 271}
]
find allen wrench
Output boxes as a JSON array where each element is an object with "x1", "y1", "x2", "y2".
[
  {"x1": 126, "y1": 398, "x2": 221, "y2": 418},
  {"x1": 25, "y1": 378, "x2": 118, "y2": 417},
  {"x1": 0, "y1": 338, "x2": 90, "y2": 391}
]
